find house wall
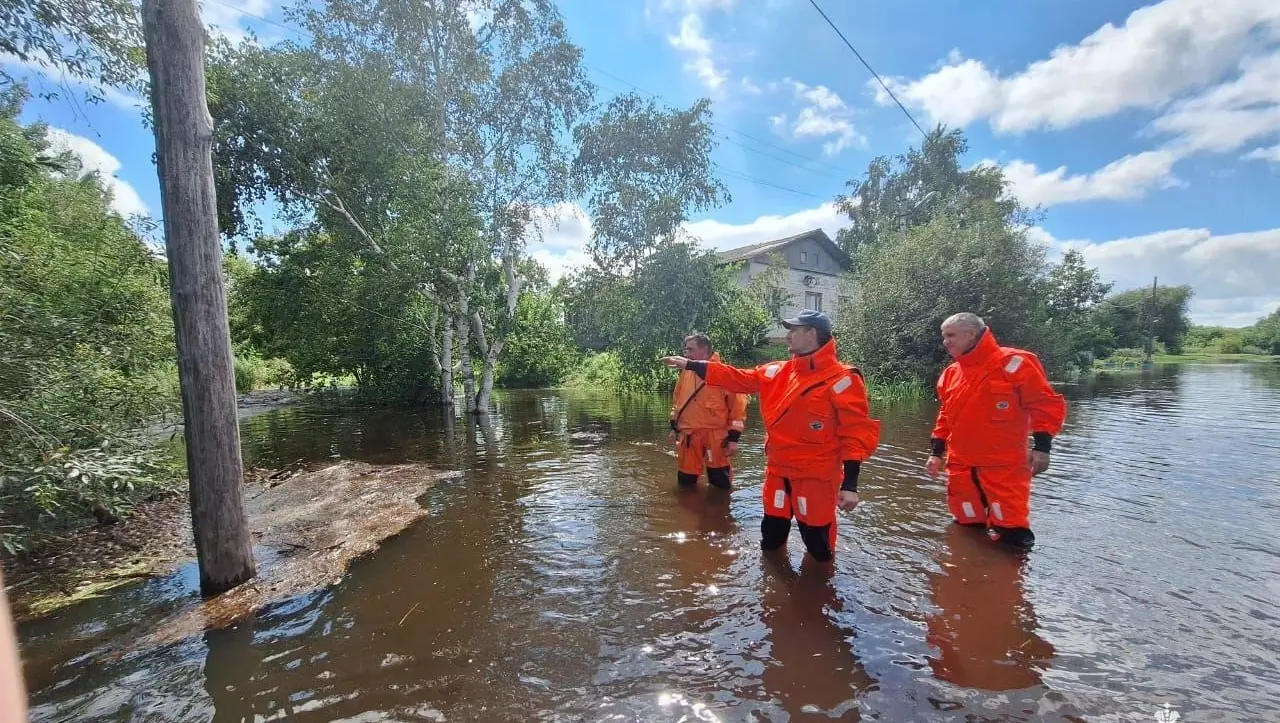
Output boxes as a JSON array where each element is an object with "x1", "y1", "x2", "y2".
[
  {"x1": 740, "y1": 256, "x2": 854, "y2": 341},
  {"x1": 777, "y1": 237, "x2": 845, "y2": 276}
]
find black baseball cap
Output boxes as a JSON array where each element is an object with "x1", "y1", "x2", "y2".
[{"x1": 781, "y1": 309, "x2": 832, "y2": 335}]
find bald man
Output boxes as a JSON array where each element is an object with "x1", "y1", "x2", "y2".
[{"x1": 925, "y1": 313, "x2": 1067, "y2": 550}]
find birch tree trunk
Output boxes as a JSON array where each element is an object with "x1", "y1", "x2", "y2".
[
  {"x1": 439, "y1": 299, "x2": 455, "y2": 408},
  {"x1": 471, "y1": 234, "x2": 524, "y2": 412},
  {"x1": 454, "y1": 273, "x2": 475, "y2": 414},
  {"x1": 143, "y1": 0, "x2": 254, "y2": 595}
]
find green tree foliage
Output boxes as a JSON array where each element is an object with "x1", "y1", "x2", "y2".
[
  {"x1": 0, "y1": 0, "x2": 143, "y2": 103},
  {"x1": 833, "y1": 127, "x2": 1030, "y2": 264},
  {"x1": 829, "y1": 125, "x2": 1188, "y2": 382},
  {"x1": 835, "y1": 204, "x2": 1054, "y2": 382},
  {"x1": 1184, "y1": 324, "x2": 1232, "y2": 349},
  {"x1": 1244, "y1": 308, "x2": 1280, "y2": 354},
  {"x1": 573, "y1": 92, "x2": 729, "y2": 273},
  {"x1": 208, "y1": 0, "x2": 594, "y2": 412},
  {"x1": 497, "y1": 290, "x2": 580, "y2": 388},
  {"x1": 1042, "y1": 249, "x2": 1114, "y2": 363},
  {"x1": 557, "y1": 90, "x2": 758, "y2": 386},
  {"x1": 1, "y1": 90, "x2": 178, "y2": 549},
  {"x1": 561, "y1": 242, "x2": 778, "y2": 387},
  {"x1": 1089, "y1": 284, "x2": 1194, "y2": 355}
]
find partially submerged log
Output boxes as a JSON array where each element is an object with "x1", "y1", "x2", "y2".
[
  {"x1": 112, "y1": 461, "x2": 459, "y2": 655},
  {"x1": 7, "y1": 461, "x2": 457, "y2": 657}
]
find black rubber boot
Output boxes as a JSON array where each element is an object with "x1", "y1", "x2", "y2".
[{"x1": 990, "y1": 525, "x2": 1035, "y2": 551}]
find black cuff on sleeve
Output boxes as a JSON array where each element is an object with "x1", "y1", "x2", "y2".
[
  {"x1": 929, "y1": 437, "x2": 946, "y2": 457},
  {"x1": 1032, "y1": 432, "x2": 1053, "y2": 453},
  {"x1": 840, "y1": 460, "x2": 861, "y2": 493},
  {"x1": 725, "y1": 429, "x2": 741, "y2": 443},
  {"x1": 670, "y1": 419, "x2": 678, "y2": 432},
  {"x1": 687, "y1": 360, "x2": 708, "y2": 379}
]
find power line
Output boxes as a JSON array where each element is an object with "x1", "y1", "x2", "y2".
[
  {"x1": 716, "y1": 166, "x2": 827, "y2": 200},
  {"x1": 205, "y1": 0, "x2": 308, "y2": 39},
  {"x1": 804, "y1": 0, "x2": 927, "y2": 139}
]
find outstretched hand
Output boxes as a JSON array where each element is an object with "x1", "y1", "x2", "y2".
[{"x1": 662, "y1": 356, "x2": 690, "y2": 370}]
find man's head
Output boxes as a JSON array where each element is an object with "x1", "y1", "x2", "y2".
[
  {"x1": 940, "y1": 312, "x2": 986, "y2": 359},
  {"x1": 682, "y1": 333, "x2": 713, "y2": 361},
  {"x1": 782, "y1": 309, "x2": 832, "y2": 356}
]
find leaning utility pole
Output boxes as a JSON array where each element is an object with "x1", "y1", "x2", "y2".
[{"x1": 142, "y1": 0, "x2": 255, "y2": 594}]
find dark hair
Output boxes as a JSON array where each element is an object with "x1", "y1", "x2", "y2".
[
  {"x1": 684, "y1": 333, "x2": 712, "y2": 353},
  {"x1": 816, "y1": 329, "x2": 832, "y2": 346}
]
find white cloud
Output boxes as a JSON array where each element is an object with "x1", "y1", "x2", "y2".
[
  {"x1": 45, "y1": 128, "x2": 148, "y2": 218},
  {"x1": 682, "y1": 202, "x2": 846, "y2": 251},
  {"x1": 771, "y1": 79, "x2": 863, "y2": 156},
  {"x1": 1150, "y1": 54, "x2": 1280, "y2": 155},
  {"x1": 995, "y1": 150, "x2": 1183, "y2": 208},
  {"x1": 525, "y1": 202, "x2": 848, "y2": 281},
  {"x1": 201, "y1": 0, "x2": 274, "y2": 42},
  {"x1": 740, "y1": 77, "x2": 763, "y2": 95},
  {"x1": 1026, "y1": 226, "x2": 1059, "y2": 248},
  {"x1": 525, "y1": 203, "x2": 595, "y2": 282},
  {"x1": 667, "y1": 13, "x2": 727, "y2": 91},
  {"x1": 1244, "y1": 143, "x2": 1280, "y2": 164},
  {"x1": 878, "y1": 0, "x2": 1280, "y2": 134},
  {"x1": 1059, "y1": 227, "x2": 1280, "y2": 326}
]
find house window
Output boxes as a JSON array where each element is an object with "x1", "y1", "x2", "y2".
[
  {"x1": 805, "y1": 291, "x2": 823, "y2": 312},
  {"x1": 799, "y1": 251, "x2": 808, "y2": 263}
]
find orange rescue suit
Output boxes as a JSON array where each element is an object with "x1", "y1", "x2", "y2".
[
  {"x1": 930, "y1": 329, "x2": 1067, "y2": 536},
  {"x1": 694, "y1": 339, "x2": 881, "y2": 559},
  {"x1": 670, "y1": 352, "x2": 748, "y2": 488}
]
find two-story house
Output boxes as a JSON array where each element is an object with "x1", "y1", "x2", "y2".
[{"x1": 715, "y1": 228, "x2": 854, "y2": 341}]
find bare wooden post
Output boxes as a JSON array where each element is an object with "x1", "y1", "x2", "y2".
[{"x1": 143, "y1": 0, "x2": 255, "y2": 594}]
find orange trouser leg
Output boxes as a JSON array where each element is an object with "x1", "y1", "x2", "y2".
[
  {"x1": 945, "y1": 462, "x2": 1033, "y2": 538},
  {"x1": 975, "y1": 465, "x2": 1031, "y2": 530},
  {"x1": 761, "y1": 472, "x2": 839, "y2": 561},
  {"x1": 945, "y1": 462, "x2": 988, "y2": 526},
  {"x1": 677, "y1": 430, "x2": 733, "y2": 488}
]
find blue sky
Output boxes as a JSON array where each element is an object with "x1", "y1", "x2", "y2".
[{"x1": 7, "y1": 0, "x2": 1280, "y2": 326}]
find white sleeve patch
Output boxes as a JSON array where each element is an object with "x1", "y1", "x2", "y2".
[
  {"x1": 764, "y1": 364, "x2": 781, "y2": 379},
  {"x1": 832, "y1": 376, "x2": 853, "y2": 394},
  {"x1": 1004, "y1": 356, "x2": 1024, "y2": 374}
]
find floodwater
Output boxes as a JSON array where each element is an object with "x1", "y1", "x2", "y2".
[{"x1": 17, "y1": 362, "x2": 1280, "y2": 722}]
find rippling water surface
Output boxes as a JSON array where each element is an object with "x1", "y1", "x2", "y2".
[{"x1": 18, "y1": 362, "x2": 1280, "y2": 722}]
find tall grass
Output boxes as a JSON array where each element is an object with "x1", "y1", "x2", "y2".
[
  {"x1": 233, "y1": 352, "x2": 295, "y2": 393},
  {"x1": 865, "y1": 376, "x2": 929, "y2": 403}
]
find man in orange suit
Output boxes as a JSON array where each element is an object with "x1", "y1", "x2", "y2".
[
  {"x1": 668, "y1": 333, "x2": 749, "y2": 490},
  {"x1": 664, "y1": 311, "x2": 880, "y2": 562},
  {"x1": 925, "y1": 312, "x2": 1067, "y2": 550}
]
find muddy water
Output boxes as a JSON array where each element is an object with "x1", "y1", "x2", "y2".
[{"x1": 17, "y1": 362, "x2": 1280, "y2": 722}]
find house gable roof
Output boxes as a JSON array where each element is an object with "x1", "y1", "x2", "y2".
[{"x1": 714, "y1": 228, "x2": 852, "y2": 271}]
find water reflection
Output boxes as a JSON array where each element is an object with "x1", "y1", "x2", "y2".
[
  {"x1": 924, "y1": 523, "x2": 1055, "y2": 692},
  {"x1": 759, "y1": 554, "x2": 874, "y2": 720}
]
